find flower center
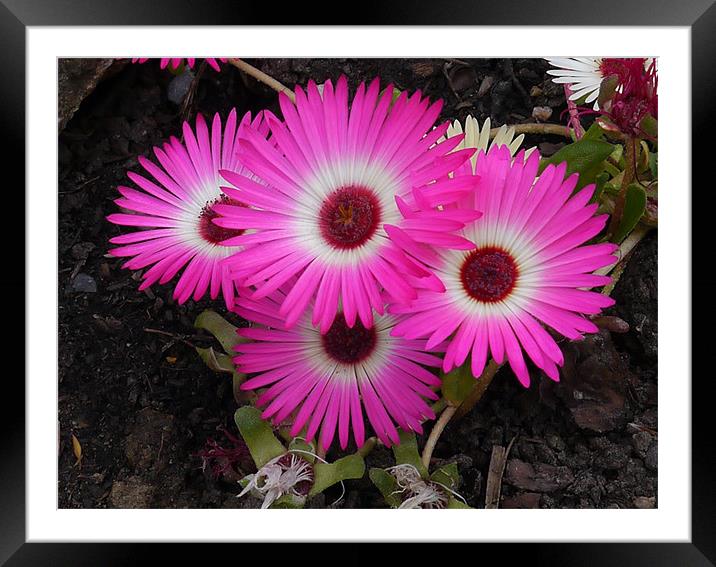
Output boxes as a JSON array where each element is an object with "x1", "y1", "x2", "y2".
[
  {"x1": 599, "y1": 58, "x2": 629, "y2": 80},
  {"x1": 460, "y1": 247, "x2": 518, "y2": 303},
  {"x1": 321, "y1": 316, "x2": 377, "y2": 364},
  {"x1": 275, "y1": 454, "x2": 314, "y2": 497},
  {"x1": 199, "y1": 195, "x2": 246, "y2": 245},
  {"x1": 319, "y1": 186, "x2": 381, "y2": 249}
]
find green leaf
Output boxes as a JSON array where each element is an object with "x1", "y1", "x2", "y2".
[
  {"x1": 381, "y1": 86, "x2": 402, "y2": 106},
  {"x1": 602, "y1": 161, "x2": 621, "y2": 178},
  {"x1": 597, "y1": 74, "x2": 619, "y2": 108},
  {"x1": 649, "y1": 152, "x2": 658, "y2": 178},
  {"x1": 613, "y1": 183, "x2": 647, "y2": 243},
  {"x1": 539, "y1": 139, "x2": 614, "y2": 190},
  {"x1": 231, "y1": 371, "x2": 247, "y2": 404},
  {"x1": 271, "y1": 493, "x2": 306, "y2": 509},
  {"x1": 639, "y1": 114, "x2": 658, "y2": 139},
  {"x1": 392, "y1": 430, "x2": 428, "y2": 478},
  {"x1": 194, "y1": 310, "x2": 242, "y2": 355},
  {"x1": 609, "y1": 143, "x2": 624, "y2": 166},
  {"x1": 195, "y1": 346, "x2": 234, "y2": 373},
  {"x1": 234, "y1": 406, "x2": 286, "y2": 469},
  {"x1": 368, "y1": 468, "x2": 402, "y2": 508},
  {"x1": 309, "y1": 454, "x2": 365, "y2": 497},
  {"x1": 441, "y1": 364, "x2": 474, "y2": 406},
  {"x1": 581, "y1": 122, "x2": 606, "y2": 141},
  {"x1": 591, "y1": 172, "x2": 610, "y2": 204},
  {"x1": 430, "y1": 463, "x2": 460, "y2": 491},
  {"x1": 637, "y1": 141, "x2": 651, "y2": 173},
  {"x1": 447, "y1": 497, "x2": 472, "y2": 509}
]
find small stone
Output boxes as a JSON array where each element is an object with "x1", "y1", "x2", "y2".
[
  {"x1": 99, "y1": 262, "x2": 111, "y2": 280},
  {"x1": 505, "y1": 459, "x2": 574, "y2": 493},
  {"x1": 633, "y1": 496, "x2": 656, "y2": 509},
  {"x1": 444, "y1": 61, "x2": 477, "y2": 93},
  {"x1": 477, "y1": 75, "x2": 495, "y2": 97},
  {"x1": 411, "y1": 61, "x2": 437, "y2": 78},
  {"x1": 529, "y1": 85, "x2": 543, "y2": 97},
  {"x1": 69, "y1": 273, "x2": 97, "y2": 293},
  {"x1": 109, "y1": 477, "x2": 154, "y2": 508},
  {"x1": 167, "y1": 69, "x2": 195, "y2": 105},
  {"x1": 58, "y1": 58, "x2": 114, "y2": 131},
  {"x1": 631, "y1": 431, "x2": 654, "y2": 459},
  {"x1": 542, "y1": 331, "x2": 631, "y2": 433},
  {"x1": 532, "y1": 106, "x2": 553, "y2": 122}
]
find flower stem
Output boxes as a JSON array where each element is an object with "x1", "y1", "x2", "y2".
[
  {"x1": 421, "y1": 406, "x2": 456, "y2": 469},
  {"x1": 227, "y1": 58, "x2": 296, "y2": 103},
  {"x1": 357, "y1": 437, "x2": 377, "y2": 458},
  {"x1": 607, "y1": 136, "x2": 637, "y2": 238},
  {"x1": 421, "y1": 360, "x2": 501, "y2": 468},
  {"x1": 491, "y1": 123, "x2": 570, "y2": 138},
  {"x1": 563, "y1": 84, "x2": 585, "y2": 139},
  {"x1": 430, "y1": 397, "x2": 448, "y2": 415}
]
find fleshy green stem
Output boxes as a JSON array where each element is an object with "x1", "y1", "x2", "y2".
[
  {"x1": 453, "y1": 359, "x2": 502, "y2": 421},
  {"x1": 607, "y1": 136, "x2": 637, "y2": 238},
  {"x1": 357, "y1": 437, "x2": 377, "y2": 458},
  {"x1": 598, "y1": 224, "x2": 651, "y2": 295},
  {"x1": 430, "y1": 397, "x2": 448, "y2": 415},
  {"x1": 421, "y1": 406, "x2": 456, "y2": 469},
  {"x1": 491, "y1": 123, "x2": 570, "y2": 138}
]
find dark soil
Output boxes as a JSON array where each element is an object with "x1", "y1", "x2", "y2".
[{"x1": 58, "y1": 58, "x2": 656, "y2": 509}]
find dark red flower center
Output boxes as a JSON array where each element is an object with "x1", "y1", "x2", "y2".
[
  {"x1": 322, "y1": 316, "x2": 377, "y2": 364},
  {"x1": 199, "y1": 195, "x2": 246, "y2": 245},
  {"x1": 319, "y1": 186, "x2": 381, "y2": 249},
  {"x1": 460, "y1": 247, "x2": 518, "y2": 303},
  {"x1": 599, "y1": 58, "x2": 629, "y2": 80}
]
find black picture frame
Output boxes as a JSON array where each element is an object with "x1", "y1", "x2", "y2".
[{"x1": 5, "y1": 0, "x2": 710, "y2": 563}]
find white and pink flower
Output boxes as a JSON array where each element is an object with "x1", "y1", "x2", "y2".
[
  {"x1": 233, "y1": 285, "x2": 443, "y2": 450},
  {"x1": 107, "y1": 110, "x2": 266, "y2": 306},
  {"x1": 390, "y1": 146, "x2": 618, "y2": 387},
  {"x1": 213, "y1": 76, "x2": 482, "y2": 332}
]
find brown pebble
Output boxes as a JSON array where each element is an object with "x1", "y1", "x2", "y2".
[{"x1": 532, "y1": 106, "x2": 553, "y2": 122}]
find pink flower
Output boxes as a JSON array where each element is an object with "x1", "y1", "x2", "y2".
[
  {"x1": 233, "y1": 285, "x2": 443, "y2": 450},
  {"x1": 107, "y1": 110, "x2": 267, "y2": 306},
  {"x1": 213, "y1": 76, "x2": 480, "y2": 332},
  {"x1": 390, "y1": 146, "x2": 618, "y2": 387},
  {"x1": 131, "y1": 58, "x2": 228, "y2": 72},
  {"x1": 599, "y1": 58, "x2": 658, "y2": 137}
]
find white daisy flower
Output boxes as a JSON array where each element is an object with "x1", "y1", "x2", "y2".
[
  {"x1": 545, "y1": 57, "x2": 605, "y2": 109},
  {"x1": 545, "y1": 57, "x2": 656, "y2": 111}
]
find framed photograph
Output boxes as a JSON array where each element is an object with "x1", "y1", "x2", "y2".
[{"x1": 6, "y1": 0, "x2": 709, "y2": 563}]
